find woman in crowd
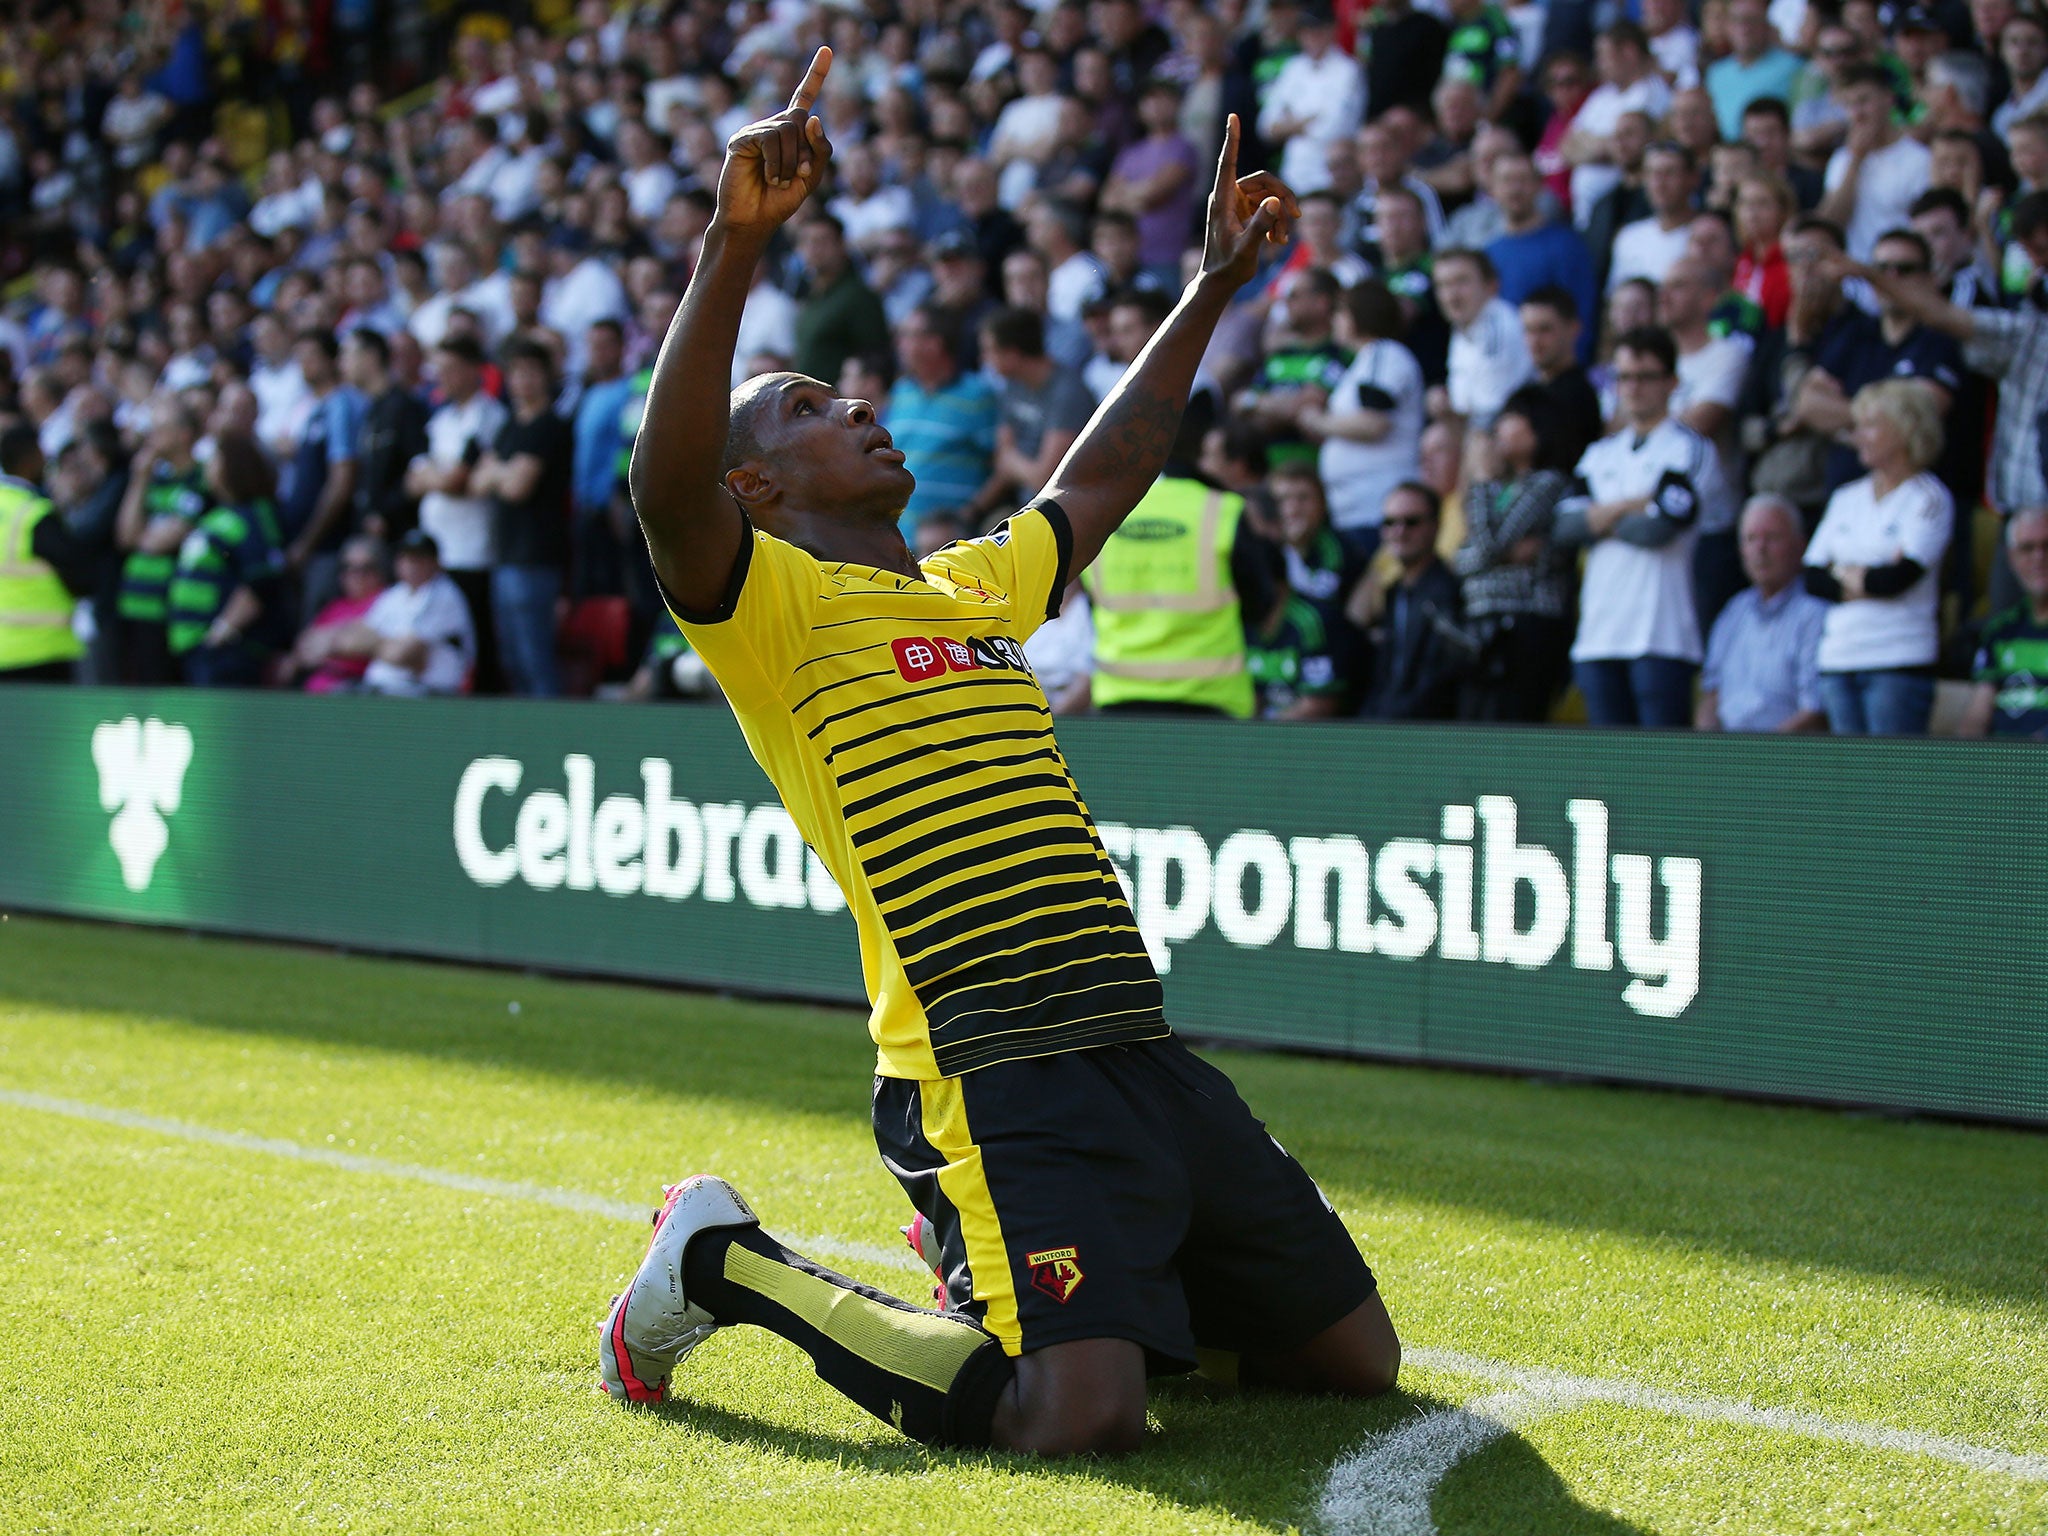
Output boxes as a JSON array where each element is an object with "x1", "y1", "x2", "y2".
[
  {"x1": 1304, "y1": 281, "x2": 1426, "y2": 560},
  {"x1": 1733, "y1": 174, "x2": 1795, "y2": 329},
  {"x1": 292, "y1": 533, "x2": 392, "y2": 692},
  {"x1": 167, "y1": 428, "x2": 286, "y2": 687},
  {"x1": 1452, "y1": 387, "x2": 1579, "y2": 722},
  {"x1": 1802, "y1": 380, "x2": 1953, "y2": 735}
]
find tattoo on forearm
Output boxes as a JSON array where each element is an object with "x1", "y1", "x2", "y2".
[{"x1": 1082, "y1": 381, "x2": 1184, "y2": 484}]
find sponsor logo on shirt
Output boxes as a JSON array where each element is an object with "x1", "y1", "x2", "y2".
[
  {"x1": 891, "y1": 635, "x2": 1032, "y2": 680},
  {"x1": 891, "y1": 638, "x2": 947, "y2": 681}
]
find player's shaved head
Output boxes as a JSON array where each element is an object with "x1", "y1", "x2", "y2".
[
  {"x1": 722, "y1": 374, "x2": 792, "y2": 479},
  {"x1": 717, "y1": 371, "x2": 914, "y2": 535}
]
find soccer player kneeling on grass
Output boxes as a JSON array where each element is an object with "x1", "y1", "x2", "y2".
[{"x1": 598, "y1": 47, "x2": 1401, "y2": 1456}]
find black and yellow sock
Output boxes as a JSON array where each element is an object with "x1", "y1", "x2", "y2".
[{"x1": 683, "y1": 1226, "x2": 1015, "y2": 1447}]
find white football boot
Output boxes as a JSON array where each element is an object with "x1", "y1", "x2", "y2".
[{"x1": 598, "y1": 1175, "x2": 759, "y2": 1404}]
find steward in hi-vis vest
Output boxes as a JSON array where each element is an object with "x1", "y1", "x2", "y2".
[
  {"x1": 1084, "y1": 474, "x2": 1261, "y2": 718},
  {"x1": 0, "y1": 430, "x2": 91, "y2": 681}
]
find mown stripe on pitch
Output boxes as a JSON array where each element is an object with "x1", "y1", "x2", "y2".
[
  {"x1": 0, "y1": 1087, "x2": 916, "y2": 1271},
  {"x1": 9, "y1": 1086, "x2": 2047, "y2": 1488}
]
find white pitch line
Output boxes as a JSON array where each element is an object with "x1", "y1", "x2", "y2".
[
  {"x1": 7, "y1": 1085, "x2": 2045, "y2": 1500},
  {"x1": 1316, "y1": 1389, "x2": 1560, "y2": 1536},
  {"x1": 1402, "y1": 1346, "x2": 2048, "y2": 1484},
  {"x1": 0, "y1": 1086, "x2": 917, "y2": 1273}
]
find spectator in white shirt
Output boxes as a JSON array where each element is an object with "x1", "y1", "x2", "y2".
[
  {"x1": 1659, "y1": 256, "x2": 1754, "y2": 628},
  {"x1": 1025, "y1": 579, "x2": 1096, "y2": 714},
  {"x1": 990, "y1": 49, "x2": 1066, "y2": 207},
  {"x1": 1991, "y1": 10, "x2": 2048, "y2": 136},
  {"x1": 101, "y1": 72, "x2": 171, "y2": 171},
  {"x1": 617, "y1": 119, "x2": 679, "y2": 225},
  {"x1": 1609, "y1": 142, "x2": 1702, "y2": 290},
  {"x1": 459, "y1": 253, "x2": 522, "y2": 350},
  {"x1": 1643, "y1": 0, "x2": 1701, "y2": 85},
  {"x1": 248, "y1": 150, "x2": 321, "y2": 237},
  {"x1": 1027, "y1": 200, "x2": 1108, "y2": 324},
  {"x1": 540, "y1": 237, "x2": 630, "y2": 379},
  {"x1": 404, "y1": 335, "x2": 508, "y2": 651},
  {"x1": 483, "y1": 111, "x2": 548, "y2": 223},
  {"x1": 827, "y1": 140, "x2": 917, "y2": 255},
  {"x1": 1432, "y1": 248, "x2": 1536, "y2": 428},
  {"x1": 1556, "y1": 325, "x2": 1731, "y2": 726},
  {"x1": 641, "y1": 35, "x2": 699, "y2": 129},
  {"x1": 443, "y1": 117, "x2": 510, "y2": 208},
  {"x1": 1257, "y1": 7, "x2": 1367, "y2": 197},
  {"x1": 1818, "y1": 65, "x2": 1932, "y2": 261},
  {"x1": 1564, "y1": 22, "x2": 1675, "y2": 226},
  {"x1": 407, "y1": 243, "x2": 478, "y2": 353},
  {"x1": 249, "y1": 312, "x2": 310, "y2": 460},
  {"x1": 1349, "y1": 119, "x2": 1447, "y2": 252},
  {"x1": 1304, "y1": 282, "x2": 1426, "y2": 538},
  {"x1": 334, "y1": 529, "x2": 479, "y2": 696},
  {"x1": 733, "y1": 251, "x2": 801, "y2": 388},
  {"x1": 1802, "y1": 378, "x2": 1953, "y2": 734}
]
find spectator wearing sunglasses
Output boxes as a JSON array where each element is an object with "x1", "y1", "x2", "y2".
[
  {"x1": 1351, "y1": 482, "x2": 1469, "y2": 720},
  {"x1": 1801, "y1": 229, "x2": 1963, "y2": 497}
]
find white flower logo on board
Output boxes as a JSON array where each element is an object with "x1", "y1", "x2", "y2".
[{"x1": 91, "y1": 717, "x2": 194, "y2": 892}]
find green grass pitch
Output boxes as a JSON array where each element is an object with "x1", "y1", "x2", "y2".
[{"x1": 1, "y1": 914, "x2": 2043, "y2": 1535}]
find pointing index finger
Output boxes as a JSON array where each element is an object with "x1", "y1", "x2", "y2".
[
  {"x1": 1215, "y1": 113, "x2": 1240, "y2": 200},
  {"x1": 788, "y1": 45, "x2": 833, "y2": 115}
]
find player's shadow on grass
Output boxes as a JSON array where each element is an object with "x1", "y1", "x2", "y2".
[
  {"x1": 1430, "y1": 1424, "x2": 1653, "y2": 1536},
  {"x1": 644, "y1": 1381, "x2": 1649, "y2": 1534}
]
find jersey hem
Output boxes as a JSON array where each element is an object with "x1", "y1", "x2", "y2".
[{"x1": 875, "y1": 1017, "x2": 1175, "y2": 1080}]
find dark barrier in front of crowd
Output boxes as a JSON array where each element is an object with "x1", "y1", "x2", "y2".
[{"x1": 2, "y1": 688, "x2": 2042, "y2": 1124}]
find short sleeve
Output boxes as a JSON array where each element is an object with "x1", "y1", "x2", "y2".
[
  {"x1": 1805, "y1": 490, "x2": 1846, "y2": 566},
  {"x1": 1897, "y1": 478, "x2": 1953, "y2": 566},
  {"x1": 919, "y1": 500, "x2": 1074, "y2": 644},
  {"x1": 663, "y1": 522, "x2": 825, "y2": 708},
  {"x1": 327, "y1": 393, "x2": 362, "y2": 461}
]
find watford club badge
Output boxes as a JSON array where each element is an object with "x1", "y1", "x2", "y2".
[{"x1": 1026, "y1": 1246, "x2": 1084, "y2": 1304}]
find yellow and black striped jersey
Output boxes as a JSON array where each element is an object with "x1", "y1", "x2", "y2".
[{"x1": 667, "y1": 502, "x2": 1167, "y2": 1079}]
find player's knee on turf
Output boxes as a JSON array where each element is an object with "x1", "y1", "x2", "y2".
[
  {"x1": 1324, "y1": 1299, "x2": 1402, "y2": 1397},
  {"x1": 1243, "y1": 1297, "x2": 1401, "y2": 1398},
  {"x1": 997, "y1": 1339, "x2": 1148, "y2": 1457}
]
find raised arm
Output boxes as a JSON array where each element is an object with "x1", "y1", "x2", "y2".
[
  {"x1": 629, "y1": 48, "x2": 834, "y2": 613},
  {"x1": 1041, "y1": 115, "x2": 1294, "y2": 573},
  {"x1": 1827, "y1": 253, "x2": 1976, "y2": 341}
]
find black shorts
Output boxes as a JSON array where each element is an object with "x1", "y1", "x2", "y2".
[{"x1": 872, "y1": 1036, "x2": 1376, "y2": 1371}]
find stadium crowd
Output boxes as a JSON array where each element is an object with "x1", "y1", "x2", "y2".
[{"x1": 2, "y1": 0, "x2": 2047, "y2": 736}]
